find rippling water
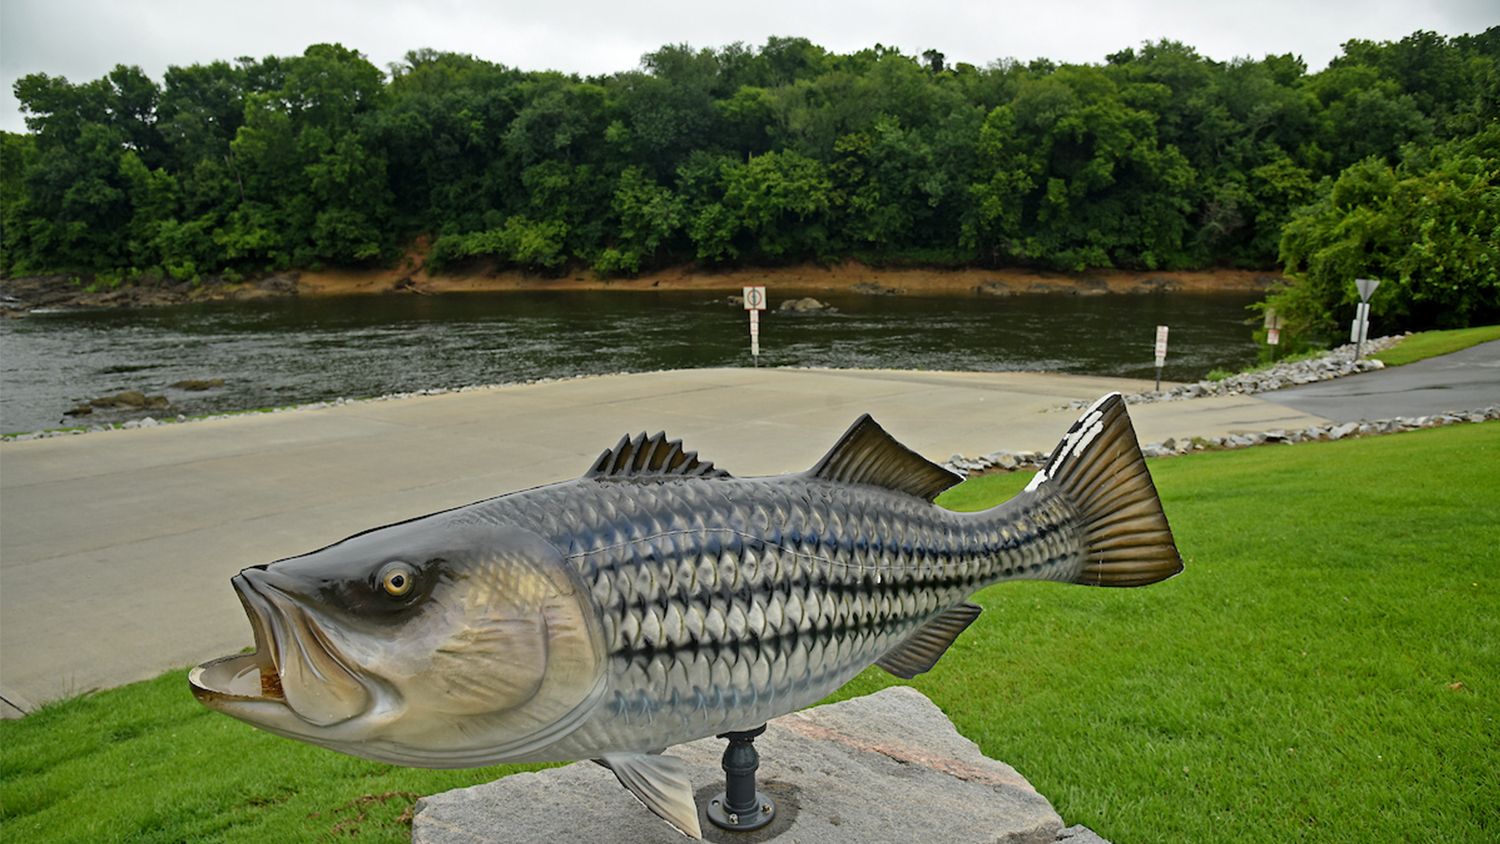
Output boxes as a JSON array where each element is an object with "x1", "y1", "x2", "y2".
[{"x1": 0, "y1": 290, "x2": 1262, "y2": 433}]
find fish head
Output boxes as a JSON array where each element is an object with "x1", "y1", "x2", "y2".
[{"x1": 189, "y1": 514, "x2": 606, "y2": 765}]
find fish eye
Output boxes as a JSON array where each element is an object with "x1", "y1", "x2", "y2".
[{"x1": 378, "y1": 562, "x2": 415, "y2": 598}]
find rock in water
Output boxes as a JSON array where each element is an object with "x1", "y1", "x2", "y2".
[
  {"x1": 257, "y1": 273, "x2": 299, "y2": 295},
  {"x1": 778, "y1": 296, "x2": 835, "y2": 312},
  {"x1": 170, "y1": 379, "x2": 225, "y2": 391},
  {"x1": 88, "y1": 390, "x2": 170, "y2": 410},
  {"x1": 412, "y1": 687, "x2": 1102, "y2": 844}
]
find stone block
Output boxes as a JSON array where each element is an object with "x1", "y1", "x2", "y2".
[{"x1": 412, "y1": 686, "x2": 1099, "y2": 843}]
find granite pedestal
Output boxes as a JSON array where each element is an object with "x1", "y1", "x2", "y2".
[{"x1": 412, "y1": 687, "x2": 1108, "y2": 843}]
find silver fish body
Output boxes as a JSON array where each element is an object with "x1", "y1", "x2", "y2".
[
  {"x1": 191, "y1": 392, "x2": 1182, "y2": 837},
  {"x1": 484, "y1": 469, "x2": 1080, "y2": 759}
]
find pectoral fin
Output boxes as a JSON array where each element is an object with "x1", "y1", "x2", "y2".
[
  {"x1": 598, "y1": 752, "x2": 702, "y2": 839},
  {"x1": 876, "y1": 602, "x2": 983, "y2": 678}
]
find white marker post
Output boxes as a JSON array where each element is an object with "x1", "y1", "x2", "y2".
[
  {"x1": 743, "y1": 286, "x2": 766, "y2": 365},
  {"x1": 1154, "y1": 325, "x2": 1169, "y2": 391},
  {"x1": 1352, "y1": 277, "x2": 1379, "y2": 359}
]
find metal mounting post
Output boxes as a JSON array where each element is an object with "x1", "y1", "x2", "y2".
[{"x1": 706, "y1": 725, "x2": 775, "y2": 832}]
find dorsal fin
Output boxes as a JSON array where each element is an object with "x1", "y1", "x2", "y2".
[
  {"x1": 807, "y1": 414, "x2": 961, "y2": 501},
  {"x1": 585, "y1": 431, "x2": 733, "y2": 480}
]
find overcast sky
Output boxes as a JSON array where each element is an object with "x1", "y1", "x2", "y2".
[{"x1": 2, "y1": 0, "x2": 1494, "y2": 132}]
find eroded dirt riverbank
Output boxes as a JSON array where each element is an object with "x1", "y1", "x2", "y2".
[
  {"x1": 2, "y1": 261, "x2": 1279, "y2": 315},
  {"x1": 301, "y1": 260, "x2": 1280, "y2": 297}
]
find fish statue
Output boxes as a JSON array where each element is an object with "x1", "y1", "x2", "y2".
[{"x1": 191, "y1": 393, "x2": 1181, "y2": 837}]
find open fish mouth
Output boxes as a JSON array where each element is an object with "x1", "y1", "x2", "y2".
[
  {"x1": 189, "y1": 570, "x2": 368, "y2": 725},
  {"x1": 188, "y1": 651, "x2": 284, "y2": 703},
  {"x1": 189, "y1": 573, "x2": 284, "y2": 705}
]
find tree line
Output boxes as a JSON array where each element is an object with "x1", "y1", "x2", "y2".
[{"x1": 1, "y1": 30, "x2": 1496, "y2": 338}]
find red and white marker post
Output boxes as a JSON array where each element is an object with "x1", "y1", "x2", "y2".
[{"x1": 743, "y1": 286, "x2": 766, "y2": 365}]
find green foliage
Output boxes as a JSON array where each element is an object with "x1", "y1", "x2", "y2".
[
  {"x1": 2, "y1": 425, "x2": 1496, "y2": 842},
  {"x1": 721, "y1": 149, "x2": 833, "y2": 259},
  {"x1": 0, "y1": 131, "x2": 38, "y2": 274},
  {"x1": 9, "y1": 45, "x2": 393, "y2": 278},
  {"x1": 2, "y1": 29, "x2": 1496, "y2": 288},
  {"x1": 964, "y1": 66, "x2": 1196, "y2": 270},
  {"x1": 428, "y1": 216, "x2": 569, "y2": 273},
  {"x1": 594, "y1": 167, "x2": 684, "y2": 275},
  {"x1": 1271, "y1": 127, "x2": 1500, "y2": 340},
  {"x1": 832, "y1": 116, "x2": 943, "y2": 248}
]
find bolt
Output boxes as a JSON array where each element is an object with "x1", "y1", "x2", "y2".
[
  {"x1": 762, "y1": 803, "x2": 773, "y2": 814},
  {"x1": 728, "y1": 812, "x2": 739, "y2": 824}
]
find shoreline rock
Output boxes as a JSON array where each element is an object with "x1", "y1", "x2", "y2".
[
  {"x1": 0, "y1": 273, "x2": 299, "y2": 316},
  {"x1": 1060, "y1": 336, "x2": 1407, "y2": 410},
  {"x1": 3, "y1": 370, "x2": 650, "y2": 441},
  {"x1": 778, "y1": 296, "x2": 837, "y2": 313},
  {"x1": 943, "y1": 404, "x2": 1500, "y2": 476},
  {"x1": 169, "y1": 378, "x2": 226, "y2": 391},
  {"x1": 65, "y1": 390, "x2": 171, "y2": 419}
]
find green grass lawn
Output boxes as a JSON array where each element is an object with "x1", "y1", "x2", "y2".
[
  {"x1": 1374, "y1": 324, "x2": 1500, "y2": 366},
  {"x1": 3, "y1": 424, "x2": 1497, "y2": 842}
]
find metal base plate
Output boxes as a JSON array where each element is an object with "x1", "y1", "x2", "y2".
[{"x1": 706, "y1": 790, "x2": 775, "y2": 832}]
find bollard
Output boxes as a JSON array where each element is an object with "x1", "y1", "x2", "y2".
[{"x1": 706, "y1": 725, "x2": 775, "y2": 832}]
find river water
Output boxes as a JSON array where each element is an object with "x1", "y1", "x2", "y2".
[{"x1": 0, "y1": 290, "x2": 1263, "y2": 434}]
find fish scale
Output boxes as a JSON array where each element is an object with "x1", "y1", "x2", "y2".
[{"x1": 474, "y1": 474, "x2": 1077, "y2": 756}]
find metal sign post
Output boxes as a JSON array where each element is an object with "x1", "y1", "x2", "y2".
[
  {"x1": 1264, "y1": 308, "x2": 1282, "y2": 349},
  {"x1": 1353, "y1": 278, "x2": 1379, "y2": 359},
  {"x1": 1154, "y1": 325, "x2": 1169, "y2": 391},
  {"x1": 743, "y1": 286, "x2": 766, "y2": 366}
]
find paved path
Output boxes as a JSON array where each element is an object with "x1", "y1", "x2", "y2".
[
  {"x1": 1261, "y1": 340, "x2": 1500, "y2": 422},
  {"x1": 0, "y1": 367, "x2": 1327, "y2": 716}
]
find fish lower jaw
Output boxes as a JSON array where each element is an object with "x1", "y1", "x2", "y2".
[{"x1": 189, "y1": 651, "x2": 286, "y2": 705}]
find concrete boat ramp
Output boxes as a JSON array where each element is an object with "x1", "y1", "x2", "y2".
[{"x1": 0, "y1": 366, "x2": 1327, "y2": 716}]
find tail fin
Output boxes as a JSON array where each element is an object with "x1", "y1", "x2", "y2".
[{"x1": 1027, "y1": 393, "x2": 1183, "y2": 587}]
